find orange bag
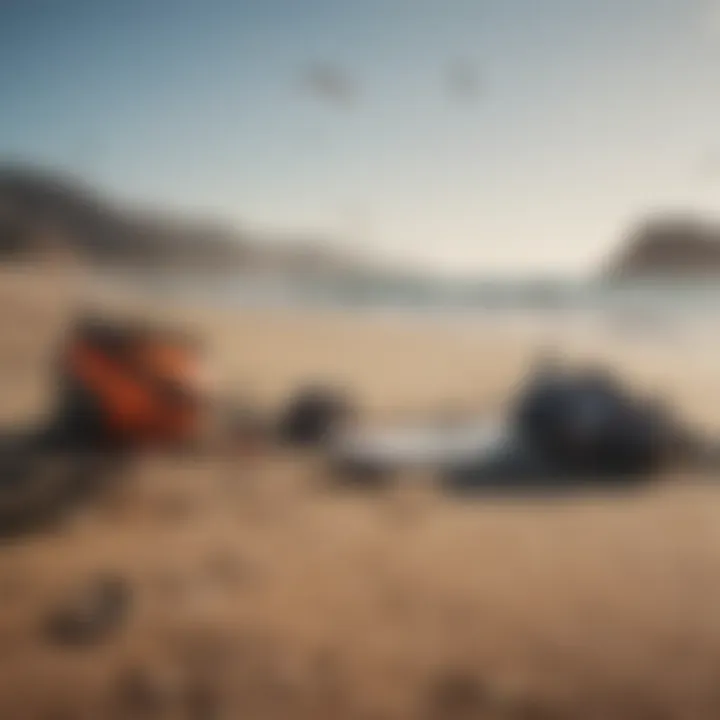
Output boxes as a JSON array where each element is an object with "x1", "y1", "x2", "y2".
[{"x1": 64, "y1": 321, "x2": 207, "y2": 448}]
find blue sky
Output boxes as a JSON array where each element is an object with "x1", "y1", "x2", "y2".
[{"x1": 1, "y1": 0, "x2": 719, "y2": 274}]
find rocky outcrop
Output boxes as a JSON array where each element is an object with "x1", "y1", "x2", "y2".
[
  {"x1": 0, "y1": 163, "x2": 358, "y2": 274},
  {"x1": 0, "y1": 164, "x2": 250, "y2": 269},
  {"x1": 607, "y1": 216, "x2": 720, "y2": 279}
]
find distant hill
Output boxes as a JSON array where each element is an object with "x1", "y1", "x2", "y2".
[
  {"x1": 606, "y1": 215, "x2": 720, "y2": 280},
  {"x1": 0, "y1": 164, "x2": 359, "y2": 274}
]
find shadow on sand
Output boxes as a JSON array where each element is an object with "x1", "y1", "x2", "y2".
[
  {"x1": 0, "y1": 429, "x2": 126, "y2": 539},
  {"x1": 330, "y1": 457, "x2": 662, "y2": 502}
]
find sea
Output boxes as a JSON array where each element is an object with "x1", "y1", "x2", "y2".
[{"x1": 110, "y1": 269, "x2": 720, "y2": 350}]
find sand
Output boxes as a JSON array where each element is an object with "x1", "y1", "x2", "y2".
[{"x1": 1, "y1": 265, "x2": 720, "y2": 719}]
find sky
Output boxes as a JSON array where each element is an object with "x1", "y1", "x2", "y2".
[{"x1": 1, "y1": 0, "x2": 720, "y2": 276}]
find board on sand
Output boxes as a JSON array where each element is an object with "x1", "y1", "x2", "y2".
[{"x1": 327, "y1": 417, "x2": 563, "y2": 489}]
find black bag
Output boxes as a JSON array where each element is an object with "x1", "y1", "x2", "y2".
[{"x1": 514, "y1": 367, "x2": 672, "y2": 476}]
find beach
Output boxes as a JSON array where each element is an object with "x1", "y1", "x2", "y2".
[{"x1": 1, "y1": 266, "x2": 720, "y2": 718}]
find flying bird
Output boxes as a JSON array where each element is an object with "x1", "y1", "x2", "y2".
[
  {"x1": 445, "y1": 60, "x2": 482, "y2": 104},
  {"x1": 302, "y1": 64, "x2": 359, "y2": 108}
]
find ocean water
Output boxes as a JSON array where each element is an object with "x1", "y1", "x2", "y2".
[
  {"x1": 130, "y1": 270, "x2": 719, "y2": 313},
  {"x1": 112, "y1": 269, "x2": 720, "y2": 346}
]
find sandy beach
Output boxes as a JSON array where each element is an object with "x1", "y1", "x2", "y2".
[{"x1": 1, "y1": 267, "x2": 720, "y2": 719}]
